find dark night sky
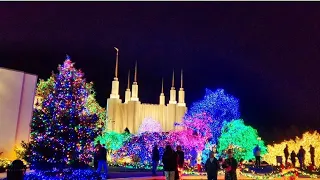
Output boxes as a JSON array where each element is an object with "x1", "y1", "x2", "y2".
[{"x1": 1, "y1": 2, "x2": 319, "y2": 143}]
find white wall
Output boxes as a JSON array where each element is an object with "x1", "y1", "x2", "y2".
[{"x1": 0, "y1": 68, "x2": 37, "y2": 160}]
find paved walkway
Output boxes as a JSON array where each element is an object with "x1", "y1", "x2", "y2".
[{"x1": 1, "y1": 170, "x2": 318, "y2": 179}]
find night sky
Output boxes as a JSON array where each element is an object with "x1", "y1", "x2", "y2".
[{"x1": 1, "y1": 2, "x2": 319, "y2": 143}]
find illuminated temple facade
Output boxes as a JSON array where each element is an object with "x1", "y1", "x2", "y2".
[{"x1": 106, "y1": 48, "x2": 187, "y2": 133}]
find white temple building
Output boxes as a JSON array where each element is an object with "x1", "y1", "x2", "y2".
[{"x1": 106, "y1": 48, "x2": 187, "y2": 133}]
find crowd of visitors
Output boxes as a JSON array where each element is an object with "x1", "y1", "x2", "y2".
[
  {"x1": 284, "y1": 144, "x2": 315, "y2": 169},
  {"x1": 156, "y1": 143, "x2": 238, "y2": 180}
]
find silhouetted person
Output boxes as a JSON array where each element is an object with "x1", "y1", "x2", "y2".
[
  {"x1": 290, "y1": 151, "x2": 296, "y2": 167},
  {"x1": 298, "y1": 146, "x2": 306, "y2": 169},
  {"x1": 162, "y1": 145, "x2": 177, "y2": 180},
  {"x1": 222, "y1": 149, "x2": 238, "y2": 180},
  {"x1": 94, "y1": 141, "x2": 101, "y2": 170},
  {"x1": 205, "y1": 151, "x2": 220, "y2": 180},
  {"x1": 152, "y1": 144, "x2": 160, "y2": 176},
  {"x1": 190, "y1": 147, "x2": 197, "y2": 167},
  {"x1": 284, "y1": 145, "x2": 289, "y2": 166},
  {"x1": 176, "y1": 145, "x2": 184, "y2": 180},
  {"x1": 309, "y1": 145, "x2": 315, "y2": 166},
  {"x1": 253, "y1": 145, "x2": 261, "y2": 167},
  {"x1": 96, "y1": 144, "x2": 108, "y2": 174}
]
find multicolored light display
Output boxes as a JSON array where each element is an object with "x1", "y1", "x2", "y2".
[
  {"x1": 263, "y1": 131, "x2": 320, "y2": 166},
  {"x1": 218, "y1": 119, "x2": 267, "y2": 161},
  {"x1": 95, "y1": 131, "x2": 130, "y2": 151},
  {"x1": 185, "y1": 88, "x2": 240, "y2": 143},
  {"x1": 27, "y1": 56, "x2": 103, "y2": 168},
  {"x1": 138, "y1": 117, "x2": 163, "y2": 134},
  {"x1": 34, "y1": 73, "x2": 106, "y2": 124}
]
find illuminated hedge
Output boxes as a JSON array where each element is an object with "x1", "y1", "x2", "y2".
[
  {"x1": 264, "y1": 131, "x2": 320, "y2": 166},
  {"x1": 218, "y1": 119, "x2": 267, "y2": 160}
]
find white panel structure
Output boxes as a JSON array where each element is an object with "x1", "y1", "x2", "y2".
[{"x1": 0, "y1": 68, "x2": 37, "y2": 160}]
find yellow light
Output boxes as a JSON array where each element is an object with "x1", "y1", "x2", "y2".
[{"x1": 264, "y1": 131, "x2": 320, "y2": 166}]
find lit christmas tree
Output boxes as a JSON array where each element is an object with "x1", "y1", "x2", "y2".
[
  {"x1": 217, "y1": 119, "x2": 266, "y2": 161},
  {"x1": 185, "y1": 88, "x2": 240, "y2": 143},
  {"x1": 34, "y1": 74, "x2": 106, "y2": 126},
  {"x1": 28, "y1": 56, "x2": 102, "y2": 169}
]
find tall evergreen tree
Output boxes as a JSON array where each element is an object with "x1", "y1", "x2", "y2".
[{"x1": 28, "y1": 56, "x2": 102, "y2": 168}]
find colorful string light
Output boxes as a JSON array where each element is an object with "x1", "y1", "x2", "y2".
[
  {"x1": 26, "y1": 56, "x2": 103, "y2": 168},
  {"x1": 138, "y1": 117, "x2": 163, "y2": 134},
  {"x1": 217, "y1": 119, "x2": 267, "y2": 161},
  {"x1": 264, "y1": 131, "x2": 320, "y2": 167},
  {"x1": 185, "y1": 88, "x2": 240, "y2": 143}
]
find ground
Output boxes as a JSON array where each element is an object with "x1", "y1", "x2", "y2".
[{"x1": 0, "y1": 166, "x2": 318, "y2": 179}]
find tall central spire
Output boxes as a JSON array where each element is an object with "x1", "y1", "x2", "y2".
[
  {"x1": 131, "y1": 61, "x2": 139, "y2": 101},
  {"x1": 161, "y1": 78, "x2": 164, "y2": 93},
  {"x1": 134, "y1": 61, "x2": 137, "y2": 83},
  {"x1": 171, "y1": 70, "x2": 175, "y2": 89},
  {"x1": 110, "y1": 47, "x2": 120, "y2": 99},
  {"x1": 169, "y1": 69, "x2": 177, "y2": 104},
  {"x1": 114, "y1": 47, "x2": 119, "y2": 79},
  {"x1": 180, "y1": 69, "x2": 183, "y2": 89}
]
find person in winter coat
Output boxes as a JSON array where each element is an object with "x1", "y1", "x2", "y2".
[
  {"x1": 96, "y1": 144, "x2": 108, "y2": 174},
  {"x1": 253, "y1": 145, "x2": 261, "y2": 167},
  {"x1": 94, "y1": 141, "x2": 101, "y2": 170},
  {"x1": 152, "y1": 144, "x2": 160, "y2": 176},
  {"x1": 162, "y1": 145, "x2": 177, "y2": 180},
  {"x1": 175, "y1": 146, "x2": 185, "y2": 180},
  {"x1": 297, "y1": 146, "x2": 306, "y2": 169},
  {"x1": 222, "y1": 149, "x2": 238, "y2": 180},
  {"x1": 284, "y1": 145, "x2": 289, "y2": 166},
  {"x1": 290, "y1": 151, "x2": 296, "y2": 167},
  {"x1": 309, "y1": 145, "x2": 315, "y2": 166},
  {"x1": 205, "y1": 151, "x2": 220, "y2": 180}
]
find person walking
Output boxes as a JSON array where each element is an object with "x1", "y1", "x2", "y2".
[
  {"x1": 176, "y1": 146, "x2": 185, "y2": 180},
  {"x1": 96, "y1": 144, "x2": 108, "y2": 175},
  {"x1": 298, "y1": 146, "x2": 306, "y2": 169},
  {"x1": 162, "y1": 145, "x2": 177, "y2": 180},
  {"x1": 253, "y1": 145, "x2": 261, "y2": 167},
  {"x1": 284, "y1": 145, "x2": 289, "y2": 166},
  {"x1": 152, "y1": 144, "x2": 160, "y2": 176},
  {"x1": 309, "y1": 145, "x2": 315, "y2": 166},
  {"x1": 205, "y1": 151, "x2": 220, "y2": 180},
  {"x1": 290, "y1": 151, "x2": 296, "y2": 167},
  {"x1": 94, "y1": 141, "x2": 101, "y2": 170},
  {"x1": 222, "y1": 149, "x2": 238, "y2": 180}
]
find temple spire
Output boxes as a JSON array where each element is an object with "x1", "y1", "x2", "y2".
[
  {"x1": 134, "y1": 61, "x2": 137, "y2": 82},
  {"x1": 161, "y1": 78, "x2": 164, "y2": 93},
  {"x1": 180, "y1": 69, "x2": 183, "y2": 88},
  {"x1": 171, "y1": 70, "x2": 175, "y2": 88},
  {"x1": 114, "y1": 47, "x2": 119, "y2": 78},
  {"x1": 127, "y1": 70, "x2": 130, "y2": 89}
]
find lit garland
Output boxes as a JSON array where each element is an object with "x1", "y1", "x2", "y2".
[
  {"x1": 240, "y1": 167, "x2": 318, "y2": 179},
  {"x1": 217, "y1": 119, "x2": 267, "y2": 161},
  {"x1": 27, "y1": 56, "x2": 103, "y2": 168},
  {"x1": 137, "y1": 117, "x2": 163, "y2": 134},
  {"x1": 23, "y1": 169, "x2": 104, "y2": 180},
  {"x1": 185, "y1": 88, "x2": 240, "y2": 143},
  {"x1": 264, "y1": 131, "x2": 320, "y2": 167}
]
